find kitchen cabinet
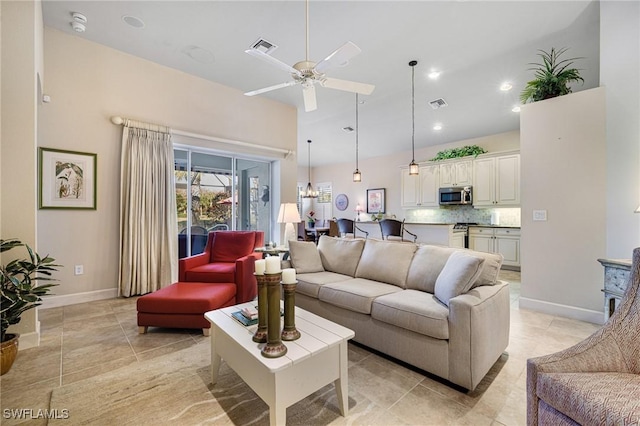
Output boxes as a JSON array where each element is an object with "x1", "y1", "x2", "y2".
[
  {"x1": 439, "y1": 160, "x2": 472, "y2": 187},
  {"x1": 401, "y1": 165, "x2": 439, "y2": 208},
  {"x1": 469, "y1": 227, "x2": 520, "y2": 268},
  {"x1": 450, "y1": 232, "x2": 465, "y2": 248},
  {"x1": 473, "y1": 153, "x2": 520, "y2": 207}
]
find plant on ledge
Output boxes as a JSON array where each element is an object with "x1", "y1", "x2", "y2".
[
  {"x1": 430, "y1": 145, "x2": 487, "y2": 161},
  {"x1": 520, "y1": 47, "x2": 584, "y2": 104},
  {"x1": 1, "y1": 239, "x2": 59, "y2": 375}
]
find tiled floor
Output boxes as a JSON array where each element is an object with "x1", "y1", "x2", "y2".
[{"x1": 1, "y1": 270, "x2": 602, "y2": 425}]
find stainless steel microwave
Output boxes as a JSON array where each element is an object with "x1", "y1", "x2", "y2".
[{"x1": 439, "y1": 186, "x2": 473, "y2": 205}]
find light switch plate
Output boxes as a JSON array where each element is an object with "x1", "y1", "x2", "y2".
[{"x1": 533, "y1": 210, "x2": 547, "y2": 221}]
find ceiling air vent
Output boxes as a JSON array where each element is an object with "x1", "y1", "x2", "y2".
[
  {"x1": 250, "y1": 38, "x2": 278, "y2": 55},
  {"x1": 429, "y1": 98, "x2": 448, "y2": 109},
  {"x1": 342, "y1": 126, "x2": 354, "y2": 133}
]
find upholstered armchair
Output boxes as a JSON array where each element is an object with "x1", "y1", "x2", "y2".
[
  {"x1": 178, "y1": 230, "x2": 264, "y2": 303},
  {"x1": 526, "y1": 247, "x2": 640, "y2": 425}
]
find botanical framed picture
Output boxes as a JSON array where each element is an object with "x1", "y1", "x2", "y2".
[
  {"x1": 366, "y1": 188, "x2": 385, "y2": 214},
  {"x1": 39, "y1": 147, "x2": 97, "y2": 210}
]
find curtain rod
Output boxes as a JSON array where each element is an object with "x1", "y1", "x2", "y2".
[{"x1": 111, "y1": 116, "x2": 293, "y2": 158}]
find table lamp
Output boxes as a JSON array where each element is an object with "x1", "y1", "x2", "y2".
[
  {"x1": 277, "y1": 203, "x2": 301, "y2": 248},
  {"x1": 355, "y1": 203, "x2": 363, "y2": 221}
]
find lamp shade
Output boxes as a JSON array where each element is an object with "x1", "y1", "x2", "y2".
[
  {"x1": 636, "y1": 205, "x2": 640, "y2": 213},
  {"x1": 277, "y1": 203, "x2": 301, "y2": 223}
]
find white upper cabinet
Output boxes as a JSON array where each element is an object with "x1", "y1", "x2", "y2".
[
  {"x1": 401, "y1": 164, "x2": 440, "y2": 208},
  {"x1": 439, "y1": 160, "x2": 473, "y2": 187},
  {"x1": 473, "y1": 153, "x2": 520, "y2": 207}
]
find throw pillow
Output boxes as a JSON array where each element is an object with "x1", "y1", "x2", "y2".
[
  {"x1": 288, "y1": 240, "x2": 325, "y2": 273},
  {"x1": 355, "y1": 239, "x2": 417, "y2": 288},
  {"x1": 434, "y1": 251, "x2": 485, "y2": 306},
  {"x1": 211, "y1": 231, "x2": 256, "y2": 262},
  {"x1": 317, "y1": 235, "x2": 365, "y2": 276}
]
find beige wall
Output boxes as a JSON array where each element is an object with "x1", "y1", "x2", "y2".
[
  {"x1": 307, "y1": 131, "x2": 519, "y2": 221},
  {"x1": 1, "y1": 0, "x2": 44, "y2": 348},
  {"x1": 520, "y1": 87, "x2": 607, "y2": 323},
  {"x1": 37, "y1": 27, "x2": 297, "y2": 302}
]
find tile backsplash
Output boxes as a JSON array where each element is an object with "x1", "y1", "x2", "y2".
[{"x1": 404, "y1": 206, "x2": 521, "y2": 226}]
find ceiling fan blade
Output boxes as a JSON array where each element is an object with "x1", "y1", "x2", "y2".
[
  {"x1": 244, "y1": 81, "x2": 299, "y2": 96},
  {"x1": 244, "y1": 49, "x2": 302, "y2": 77},
  {"x1": 302, "y1": 84, "x2": 317, "y2": 112},
  {"x1": 314, "y1": 41, "x2": 362, "y2": 74},
  {"x1": 321, "y1": 77, "x2": 375, "y2": 95}
]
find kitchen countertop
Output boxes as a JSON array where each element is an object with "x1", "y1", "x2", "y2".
[{"x1": 469, "y1": 225, "x2": 521, "y2": 229}]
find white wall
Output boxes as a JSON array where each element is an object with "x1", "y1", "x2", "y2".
[
  {"x1": 520, "y1": 88, "x2": 607, "y2": 324},
  {"x1": 37, "y1": 27, "x2": 297, "y2": 303},
  {"x1": 1, "y1": 0, "x2": 45, "y2": 349},
  {"x1": 600, "y1": 1, "x2": 640, "y2": 258},
  {"x1": 308, "y1": 131, "x2": 519, "y2": 221}
]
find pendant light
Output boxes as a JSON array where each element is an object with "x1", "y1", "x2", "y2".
[
  {"x1": 353, "y1": 93, "x2": 362, "y2": 182},
  {"x1": 301, "y1": 139, "x2": 318, "y2": 198},
  {"x1": 408, "y1": 60, "x2": 419, "y2": 176}
]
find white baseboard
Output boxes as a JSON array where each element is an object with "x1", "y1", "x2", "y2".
[
  {"x1": 519, "y1": 297, "x2": 605, "y2": 325},
  {"x1": 40, "y1": 288, "x2": 118, "y2": 309}
]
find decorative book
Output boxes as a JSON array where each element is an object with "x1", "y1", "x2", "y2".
[{"x1": 231, "y1": 308, "x2": 284, "y2": 327}]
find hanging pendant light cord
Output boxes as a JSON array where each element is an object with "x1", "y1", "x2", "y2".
[
  {"x1": 411, "y1": 64, "x2": 415, "y2": 163},
  {"x1": 308, "y1": 140, "x2": 312, "y2": 183},
  {"x1": 355, "y1": 94, "x2": 359, "y2": 171}
]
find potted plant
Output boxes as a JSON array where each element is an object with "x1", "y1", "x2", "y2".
[
  {"x1": 520, "y1": 47, "x2": 584, "y2": 104},
  {"x1": 307, "y1": 211, "x2": 316, "y2": 228},
  {"x1": 1, "y1": 239, "x2": 59, "y2": 375}
]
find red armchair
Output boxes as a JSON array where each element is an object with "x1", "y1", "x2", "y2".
[{"x1": 178, "y1": 230, "x2": 264, "y2": 303}]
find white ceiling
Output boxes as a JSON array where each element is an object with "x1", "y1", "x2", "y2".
[{"x1": 42, "y1": 0, "x2": 600, "y2": 166}]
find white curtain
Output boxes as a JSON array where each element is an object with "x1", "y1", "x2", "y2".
[{"x1": 119, "y1": 120, "x2": 178, "y2": 297}]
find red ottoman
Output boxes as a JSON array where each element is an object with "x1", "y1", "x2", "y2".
[{"x1": 137, "y1": 282, "x2": 236, "y2": 336}]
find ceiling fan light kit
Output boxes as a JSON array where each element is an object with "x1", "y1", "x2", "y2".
[
  {"x1": 243, "y1": 0, "x2": 375, "y2": 112},
  {"x1": 408, "y1": 60, "x2": 420, "y2": 176}
]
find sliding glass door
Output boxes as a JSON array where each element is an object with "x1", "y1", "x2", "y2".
[{"x1": 175, "y1": 149, "x2": 271, "y2": 258}]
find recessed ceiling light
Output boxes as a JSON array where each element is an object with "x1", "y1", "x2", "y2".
[
  {"x1": 122, "y1": 15, "x2": 145, "y2": 29},
  {"x1": 512, "y1": 106, "x2": 521, "y2": 113},
  {"x1": 433, "y1": 124, "x2": 443, "y2": 131},
  {"x1": 500, "y1": 82, "x2": 513, "y2": 91},
  {"x1": 428, "y1": 71, "x2": 441, "y2": 79}
]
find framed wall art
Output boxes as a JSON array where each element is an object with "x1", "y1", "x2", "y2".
[
  {"x1": 366, "y1": 188, "x2": 385, "y2": 214},
  {"x1": 39, "y1": 147, "x2": 97, "y2": 210}
]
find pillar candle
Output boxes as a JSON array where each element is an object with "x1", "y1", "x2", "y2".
[
  {"x1": 282, "y1": 268, "x2": 296, "y2": 284},
  {"x1": 265, "y1": 256, "x2": 280, "y2": 274},
  {"x1": 254, "y1": 259, "x2": 266, "y2": 275}
]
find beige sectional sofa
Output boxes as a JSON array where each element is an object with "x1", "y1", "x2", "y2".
[{"x1": 286, "y1": 235, "x2": 511, "y2": 391}]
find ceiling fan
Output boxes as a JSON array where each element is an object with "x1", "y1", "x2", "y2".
[{"x1": 243, "y1": 0, "x2": 375, "y2": 112}]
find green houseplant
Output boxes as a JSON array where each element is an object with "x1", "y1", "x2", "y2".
[
  {"x1": 520, "y1": 47, "x2": 584, "y2": 104},
  {"x1": 1, "y1": 239, "x2": 59, "y2": 375},
  {"x1": 430, "y1": 145, "x2": 487, "y2": 162}
]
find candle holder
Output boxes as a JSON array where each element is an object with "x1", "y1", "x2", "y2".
[
  {"x1": 252, "y1": 273, "x2": 268, "y2": 343},
  {"x1": 281, "y1": 281, "x2": 300, "y2": 341},
  {"x1": 261, "y1": 272, "x2": 287, "y2": 358}
]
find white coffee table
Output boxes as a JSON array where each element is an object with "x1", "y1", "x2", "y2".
[{"x1": 205, "y1": 302, "x2": 355, "y2": 426}]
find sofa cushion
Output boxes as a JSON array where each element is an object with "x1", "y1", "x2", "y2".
[
  {"x1": 434, "y1": 251, "x2": 485, "y2": 306},
  {"x1": 184, "y1": 262, "x2": 236, "y2": 283},
  {"x1": 371, "y1": 290, "x2": 449, "y2": 339},
  {"x1": 288, "y1": 240, "x2": 324, "y2": 273},
  {"x1": 537, "y1": 372, "x2": 640, "y2": 426},
  {"x1": 318, "y1": 278, "x2": 402, "y2": 314},
  {"x1": 465, "y1": 249, "x2": 504, "y2": 287},
  {"x1": 406, "y1": 245, "x2": 457, "y2": 293},
  {"x1": 211, "y1": 231, "x2": 256, "y2": 262},
  {"x1": 317, "y1": 235, "x2": 365, "y2": 277},
  {"x1": 295, "y1": 271, "x2": 352, "y2": 298},
  {"x1": 355, "y1": 239, "x2": 417, "y2": 288}
]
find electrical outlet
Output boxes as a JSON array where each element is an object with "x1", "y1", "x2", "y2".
[
  {"x1": 74, "y1": 265, "x2": 84, "y2": 275},
  {"x1": 533, "y1": 210, "x2": 547, "y2": 221}
]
